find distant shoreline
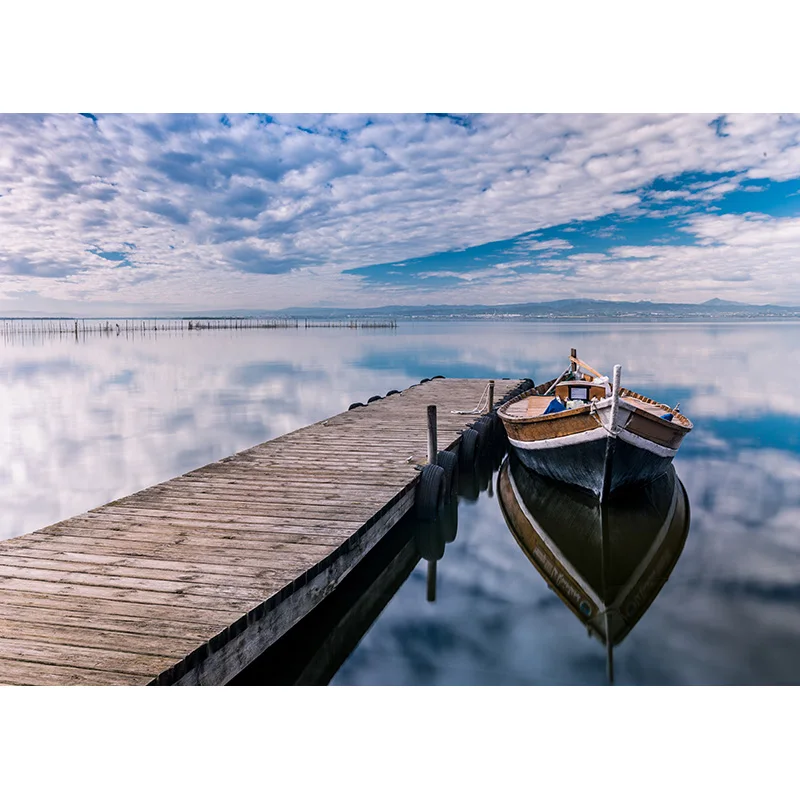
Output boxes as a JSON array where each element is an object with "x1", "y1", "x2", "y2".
[
  {"x1": 4, "y1": 298, "x2": 799, "y2": 323},
  {"x1": 3, "y1": 313, "x2": 800, "y2": 324}
]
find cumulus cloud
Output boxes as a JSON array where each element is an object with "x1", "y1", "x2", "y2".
[{"x1": 2, "y1": 113, "x2": 800, "y2": 310}]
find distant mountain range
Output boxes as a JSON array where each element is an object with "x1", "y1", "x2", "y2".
[
  {"x1": 4, "y1": 298, "x2": 800, "y2": 321},
  {"x1": 248, "y1": 298, "x2": 800, "y2": 320}
]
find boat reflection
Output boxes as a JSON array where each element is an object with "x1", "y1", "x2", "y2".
[{"x1": 497, "y1": 451, "x2": 691, "y2": 682}]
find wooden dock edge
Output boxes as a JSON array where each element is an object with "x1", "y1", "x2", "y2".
[
  {"x1": 150, "y1": 378, "x2": 533, "y2": 686},
  {"x1": 159, "y1": 487, "x2": 415, "y2": 685}
]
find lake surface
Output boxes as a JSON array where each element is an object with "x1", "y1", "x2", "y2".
[{"x1": 2, "y1": 320, "x2": 799, "y2": 684}]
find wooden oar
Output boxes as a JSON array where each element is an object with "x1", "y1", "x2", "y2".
[
  {"x1": 569, "y1": 355, "x2": 605, "y2": 381},
  {"x1": 543, "y1": 365, "x2": 572, "y2": 396}
]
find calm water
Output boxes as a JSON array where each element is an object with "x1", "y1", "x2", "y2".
[{"x1": 2, "y1": 320, "x2": 799, "y2": 684}]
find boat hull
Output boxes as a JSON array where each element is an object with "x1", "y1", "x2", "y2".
[
  {"x1": 498, "y1": 383, "x2": 692, "y2": 497},
  {"x1": 508, "y1": 429, "x2": 674, "y2": 496}
]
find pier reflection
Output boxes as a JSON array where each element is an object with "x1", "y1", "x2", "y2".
[
  {"x1": 497, "y1": 452, "x2": 691, "y2": 683},
  {"x1": 415, "y1": 502, "x2": 458, "y2": 602}
]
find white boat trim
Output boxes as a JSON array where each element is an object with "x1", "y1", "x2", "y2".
[
  {"x1": 508, "y1": 425, "x2": 608, "y2": 451},
  {"x1": 616, "y1": 428, "x2": 677, "y2": 459},
  {"x1": 507, "y1": 422, "x2": 678, "y2": 459}
]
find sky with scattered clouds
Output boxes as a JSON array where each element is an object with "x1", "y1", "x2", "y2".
[{"x1": 2, "y1": 112, "x2": 800, "y2": 314}]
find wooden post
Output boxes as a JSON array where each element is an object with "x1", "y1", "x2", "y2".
[
  {"x1": 488, "y1": 380, "x2": 495, "y2": 412},
  {"x1": 426, "y1": 560, "x2": 437, "y2": 602},
  {"x1": 570, "y1": 347, "x2": 577, "y2": 375},
  {"x1": 609, "y1": 364, "x2": 622, "y2": 432},
  {"x1": 427, "y1": 405, "x2": 438, "y2": 466},
  {"x1": 600, "y1": 365, "x2": 622, "y2": 504}
]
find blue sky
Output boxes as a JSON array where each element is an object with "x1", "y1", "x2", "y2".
[{"x1": 2, "y1": 113, "x2": 800, "y2": 313}]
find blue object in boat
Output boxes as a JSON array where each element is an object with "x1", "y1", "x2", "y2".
[
  {"x1": 660, "y1": 412, "x2": 674, "y2": 421},
  {"x1": 543, "y1": 398, "x2": 566, "y2": 415}
]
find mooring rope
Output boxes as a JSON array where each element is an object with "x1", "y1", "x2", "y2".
[
  {"x1": 450, "y1": 381, "x2": 491, "y2": 415},
  {"x1": 589, "y1": 399, "x2": 618, "y2": 437}
]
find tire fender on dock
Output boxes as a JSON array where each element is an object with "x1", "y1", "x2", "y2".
[
  {"x1": 436, "y1": 450, "x2": 458, "y2": 499},
  {"x1": 459, "y1": 427, "x2": 481, "y2": 468},
  {"x1": 416, "y1": 463, "x2": 446, "y2": 521}
]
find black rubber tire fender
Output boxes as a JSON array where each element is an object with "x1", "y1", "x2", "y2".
[
  {"x1": 416, "y1": 463, "x2": 446, "y2": 521},
  {"x1": 459, "y1": 427, "x2": 481, "y2": 468},
  {"x1": 386, "y1": 389, "x2": 400, "y2": 396},
  {"x1": 440, "y1": 500, "x2": 459, "y2": 544},
  {"x1": 348, "y1": 402, "x2": 364, "y2": 410},
  {"x1": 367, "y1": 395, "x2": 382, "y2": 403},
  {"x1": 470, "y1": 416, "x2": 494, "y2": 442},
  {"x1": 436, "y1": 450, "x2": 459, "y2": 499}
]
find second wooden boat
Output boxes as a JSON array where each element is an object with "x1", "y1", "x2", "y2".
[{"x1": 497, "y1": 350, "x2": 693, "y2": 497}]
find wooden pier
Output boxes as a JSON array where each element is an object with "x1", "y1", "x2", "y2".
[{"x1": 0, "y1": 378, "x2": 526, "y2": 685}]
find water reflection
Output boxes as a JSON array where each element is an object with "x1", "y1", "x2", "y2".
[
  {"x1": 497, "y1": 454, "x2": 691, "y2": 682},
  {"x1": 3, "y1": 320, "x2": 800, "y2": 684}
]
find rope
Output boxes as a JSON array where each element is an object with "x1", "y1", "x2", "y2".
[
  {"x1": 450, "y1": 382, "x2": 491, "y2": 415},
  {"x1": 590, "y1": 399, "x2": 617, "y2": 437}
]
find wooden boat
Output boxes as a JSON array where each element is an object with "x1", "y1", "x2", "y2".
[
  {"x1": 496, "y1": 452, "x2": 691, "y2": 680},
  {"x1": 497, "y1": 350, "x2": 692, "y2": 498}
]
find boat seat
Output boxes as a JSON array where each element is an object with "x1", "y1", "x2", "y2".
[{"x1": 503, "y1": 395, "x2": 560, "y2": 418}]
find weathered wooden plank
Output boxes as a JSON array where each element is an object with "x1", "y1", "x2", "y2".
[
  {"x1": 81, "y1": 506, "x2": 384, "y2": 526},
  {"x1": 0, "y1": 619, "x2": 199, "y2": 659},
  {"x1": 17, "y1": 528, "x2": 349, "y2": 550},
  {"x1": 0, "y1": 588, "x2": 235, "y2": 626},
  {"x1": 17, "y1": 529, "x2": 352, "y2": 555},
  {"x1": 111, "y1": 497, "x2": 396, "y2": 517},
  {"x1": 0, "y1": 562, "x2": 311, "y2": 601},
  {"x1": 0, "y1": 548, "x2": 338, "y2": 580},
  {"x1": 0, "y1": 576, "x2": 266, "y2": 612},
  {"x1": 5, "y1": 537, "x2": 349, "y2": 570},
  {"x1": 56, "y1": 511, "x2": 361, "y2": 531},
  {"x1": 120, "y1": 484, "x2": 397, "y2": 501},
  {"x1": 0, "y1": 657, "x2": 147, "y2": 686},
  {"x1": 0, "y1": 553, "x2": 308, "y2": 589},
  {"x1": 0, "y1": 637, "x2": 173, "y2": 678},
  {"x1": 0, "y1": 602, "x2": 223, "y2": 641}
]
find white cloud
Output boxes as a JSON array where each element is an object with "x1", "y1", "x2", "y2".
[{"x1": 2, "y1": 113, "x2": 800, "y2": 310}]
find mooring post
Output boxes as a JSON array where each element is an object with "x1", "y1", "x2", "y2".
[
  {"x1": 427, "y1": 404, "x2": 438, "y2": 466},
  {"x1": 600, "y1": 364, "x2": 623, "y2": 504},
  {"x1": 609, "y1": 364, "x2": 622, "y2": 432},
  {"x1": 427, "y1": 560, "x2": 437, "y2": 602},
  {"x1": 488, "y1": 380, "x2": 495, "y2": 412}
]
